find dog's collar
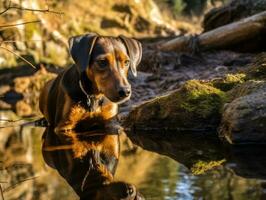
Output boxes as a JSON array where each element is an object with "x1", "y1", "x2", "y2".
[
  {"x1": 79, "y1": 79, "x2": 104, "y2": 111},
  {"x1": 79, "y1": 79, "x2": 93, "y2": 108}
]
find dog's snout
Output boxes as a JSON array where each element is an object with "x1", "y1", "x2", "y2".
[{"x1": 118, "y1": 87, "x2": 131, "y2": 98}]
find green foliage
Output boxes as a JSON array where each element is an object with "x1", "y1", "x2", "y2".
[{"x1": 172, "y1": 0, "x2": 186, "y2": 14}]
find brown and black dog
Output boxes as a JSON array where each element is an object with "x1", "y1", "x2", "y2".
[{"x1": 39, "y1": 33, "x2": 143, "y2": 199}]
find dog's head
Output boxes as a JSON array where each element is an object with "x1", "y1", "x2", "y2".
[{"x1": 68, "y1": 33, "x2": 142, "y2": 104}]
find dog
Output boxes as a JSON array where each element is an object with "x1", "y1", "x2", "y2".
[{"x1": 39, "y1": 33, "x2": 143, "y2": 199}]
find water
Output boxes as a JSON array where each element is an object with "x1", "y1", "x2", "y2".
[{"x1": 0, "y1": 110, "x2": 265, "y2": 200}]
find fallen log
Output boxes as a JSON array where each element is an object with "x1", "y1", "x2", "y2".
[{"x1": 158, "y1": 11, "x2": 266, "y2": 52}]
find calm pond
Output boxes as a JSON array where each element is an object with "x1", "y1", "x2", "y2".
[{"x1": 0, "y1": 110, "x2": 265, "y2": 200}]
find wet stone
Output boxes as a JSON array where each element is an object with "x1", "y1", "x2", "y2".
[{"x1": 219, "y1": 83, "x2": 266, "y2": 144}]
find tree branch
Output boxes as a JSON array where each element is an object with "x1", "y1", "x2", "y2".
[
  {"x1": 0, "y1": 46, "x2": 36, "y2": 69},
  {"x1": 0, "y1": 184, "x2": 4, "y2": 200},
  {"x1": 0, "y1": 20, "x2": 41, "y2": 31},
  {"x1": 0, "y1": 0, "x2": 11, "y2": 15},
  {"x1": 0, "y1": 0, "x2": 63, "y2": 16},
  {"x1": 2, "y1": 176, "x2": 39, "y2": 192}
]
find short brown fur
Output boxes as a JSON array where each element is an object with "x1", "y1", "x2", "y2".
[{"x1": 39, "y1": 34, "x2": 142, "y2": 199}]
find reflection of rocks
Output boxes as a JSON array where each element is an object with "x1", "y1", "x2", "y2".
[
  {"x1": 125, "y1": 129, "x2": 266, "y2": 180},
  {"x1": 226, "y1": 145, "x2": 266, "y2": 179},
  {"x1": 126, "y1": 130, "x2": 225, "y2": 175}
]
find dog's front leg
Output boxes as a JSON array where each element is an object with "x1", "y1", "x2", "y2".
[{"x1": 54, "y1": 103, "x2": 86, "y2": 137}]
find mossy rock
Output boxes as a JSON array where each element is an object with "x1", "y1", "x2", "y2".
[
  {"x1": 245, "y1": 53, "x2": 266, "y2": 80},
  {"x1": 124, "y1": 80, "x2": 226, "y2": 131},
  {"x1": 211, "y1": 73, "x2": 246, "y2": 92}
]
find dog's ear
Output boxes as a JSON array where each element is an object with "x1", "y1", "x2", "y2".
[
  {"x1": 119, "y1": 35, "x2": 142, "y2": 77},
  {"x1": 68, "y1": 33, "x2": 98, "y2": 72}
]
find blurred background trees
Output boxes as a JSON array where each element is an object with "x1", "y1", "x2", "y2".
[{"x1": 0, "y1": 0, "x2": 228, "y2": 69}]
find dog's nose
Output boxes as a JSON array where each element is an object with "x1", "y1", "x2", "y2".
[{"x1": 118, "y1": 87, "x2": 131, "y2": 98}]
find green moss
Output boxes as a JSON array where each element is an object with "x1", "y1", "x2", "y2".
[
  {"x1": 191, "y1": 159, "x2": 226, "y2": 175},
  {"x1": 212, "y1": 73, "x2": 246, "y2": 91},
  {"x1": 179, "y1": 80, "x2": 227, "y2": 118},
  {"x1": 125, "y1": 79, "x2": 227, "y2": 129}
]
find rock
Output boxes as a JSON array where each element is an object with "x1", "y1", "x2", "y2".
[
  {"x1": 202, "y1": 0, "x2": 266, "y2": 51},
  {"x1": 203, "y1": 0, "x2": 266, "y2": 31},
  {"x1": 219, "y1": 54, "x2": 266, "y2": 144},
  {"x1": 246, "y1": 53, "x2": 266, "y2": 80},
  {"x1": 124, "y1": 80, "x2": 226, "y2": 131},
  {"x1": 212, "y1": 73, "x2": 246, "y2": 92},
  {"x1": 219, "y1": 81, "x2": 266, "y2": 144},
  {"x1": 125, "y1": 53, "x2": 266, "y2": 144}
]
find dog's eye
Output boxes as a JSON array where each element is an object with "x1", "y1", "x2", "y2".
[
  {"x1": 124, "y1": 60, "x2": 130, "y2": 67},
  {"x1": 97, "y1": 59, "x2": 108, "y2": 69}
]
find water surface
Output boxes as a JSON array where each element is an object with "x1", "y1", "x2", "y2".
[{"x1": 0, "y1": 111, "x2": 265, "y2": 200}]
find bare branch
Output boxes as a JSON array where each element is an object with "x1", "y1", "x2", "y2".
[
  {"x1": 8, "y1": 6, "x2": 64, "y2": 16},
  {"x1": 0, "y1": 0, "x2": 11, "y2": 15},
  {"x1": 0, "y1": 119, "x2": 28, "y2": 123},
  {"x1": 0, "y1": 20, "x2": 41, "y2": 31},
  {"x1": 1, "y1": 39, "x2": 44, "y2": 43},
  {"x1": 0, "y1": 46, "x2": 36, "y2": 69},
  {"x1": 0, "y1": 0, "x2": 63, "y2": 16},
  {"x1": 0, "y1": 184, "x2": 4, "y2": 200},
  {"x1": 3, "y1": 176, "x2": 39, "y2": 192}
]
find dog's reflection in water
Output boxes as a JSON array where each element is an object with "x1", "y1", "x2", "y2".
[{"x1": 42, "y1": 126, "x2": 143, "y2": 200}]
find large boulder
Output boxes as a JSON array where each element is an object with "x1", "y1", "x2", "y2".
[{"x1": 219, "y1": 81, "x2": 266, "y2": 144}]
